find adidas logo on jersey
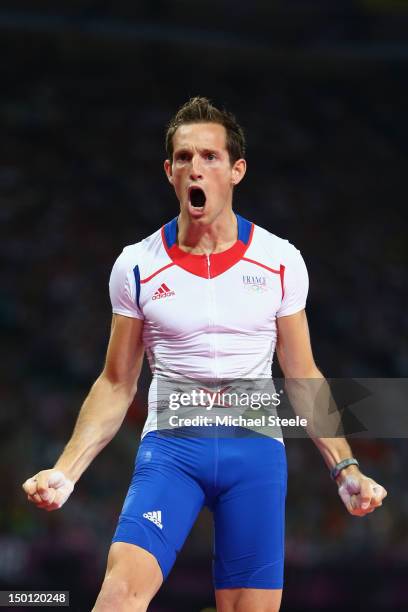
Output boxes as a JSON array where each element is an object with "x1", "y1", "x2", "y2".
[
  {"x1": 143, "y1": 510, "x2": 163, "y2": 529},
  {"x1": 152, "y1": 283, "x2": 176, "y2": 300}
]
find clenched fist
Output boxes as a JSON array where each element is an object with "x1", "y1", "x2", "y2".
[
  {"x1": 338, "y1": 474, "x2": 387, "y2": 517},
  {"x1": 22, "y1": 470, "x2": 74, "y2": 511}
]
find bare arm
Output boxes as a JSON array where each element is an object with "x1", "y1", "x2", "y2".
[
  {"x1": 276, "y1": 309, "x2": 387, "y2": 515},
  {"x1": 22, "y1": 314, "x2": 144, "y2": 509},
  {"x1": 276, "y1": 309, "x2": 354, "y2": 471}
]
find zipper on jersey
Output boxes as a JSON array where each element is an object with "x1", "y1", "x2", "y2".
[{"x1": 206, "y1": 254, "x2": 219, "y2": 378}]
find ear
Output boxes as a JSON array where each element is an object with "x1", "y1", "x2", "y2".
[
  {"x1": 164, "y1": 159, "x2": 173, "y2": 184},
  {"x1": 231, "y1": 158, "x2": 247, "y2": 186}
]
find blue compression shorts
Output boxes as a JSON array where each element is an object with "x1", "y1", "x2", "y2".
[{"x1": 112, "y1": 427, "x2": 287, "y2": 589}]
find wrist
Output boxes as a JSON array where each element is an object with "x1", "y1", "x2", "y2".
[
  {"x1": 330, "y1": 457, "x2": 359, "y2": 483},
  {"x1": 53, "y1": 463, "x2": 78, "y2": 485}
]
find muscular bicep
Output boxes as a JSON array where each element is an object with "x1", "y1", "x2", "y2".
[
  {"x1": 276, "y1": 309, "x2": 320, "y2": 378},
  {"x1": 102, "y1": 314, "x2": 144, "y2": 393}
]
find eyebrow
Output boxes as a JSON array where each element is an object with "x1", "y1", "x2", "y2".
[
  {"x1": 174, "y1": 148, "x2": 192, "y2": 156},
  {"x1": 174, "y1": 147, "x2": 220, "y2": 156}
]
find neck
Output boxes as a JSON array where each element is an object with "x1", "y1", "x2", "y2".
[{"x1": 177, "y1": 208, "x2": 238, "y2": 255}]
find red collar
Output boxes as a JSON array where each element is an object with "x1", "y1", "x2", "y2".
[{"x1": 161, "y1": 214, "x2": 254, "y2": 279}]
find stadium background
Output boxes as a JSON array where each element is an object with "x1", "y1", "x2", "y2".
[{"x1": 1, "y1": 1, "x2": 407, "y2": 610}]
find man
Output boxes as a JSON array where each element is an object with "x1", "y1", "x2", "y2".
[{"x1": 23, "y1": 97, "x2": 387, "y2": 612}]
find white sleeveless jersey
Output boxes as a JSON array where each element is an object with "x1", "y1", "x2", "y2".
[{"x1": 109, "y1": 214, "x2": 309, "y2": 439}]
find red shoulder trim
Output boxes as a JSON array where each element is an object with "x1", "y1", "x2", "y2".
[{"x1": 141, "y1": 261, "x2": 176, "y2": 284}]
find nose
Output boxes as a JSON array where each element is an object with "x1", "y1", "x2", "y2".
[{"x1": 190, "y1": 154, "x2": 203, "y2": 181}]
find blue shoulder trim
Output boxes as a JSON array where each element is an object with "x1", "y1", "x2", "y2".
[
  {"x1": 164, "y1": 217, "x2": 178, "y2": 248},
  {"x1": 236, "y1": 214, "x2": 252, "y2": 245},
  {"x1": 133, "y1": 265, "x2": 141, "y2": 309}
]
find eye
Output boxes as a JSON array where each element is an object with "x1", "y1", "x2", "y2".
[
  {"x1": 206, "y1": 153, "x2": 216, "y2": 161},
  {"x1": 176, "y1": 152, "x2": 190, "y2": 162}
]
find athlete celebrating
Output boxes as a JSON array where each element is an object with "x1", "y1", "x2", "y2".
[{"x1": 23, "y1": 97, "x2": 387, "y2": 612}]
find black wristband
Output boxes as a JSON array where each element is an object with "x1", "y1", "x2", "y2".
[{"x1": 330, "y1": 458, "x2": 359, "y2": 481}]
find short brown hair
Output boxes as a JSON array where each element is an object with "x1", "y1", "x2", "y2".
[{"x1": 165, "y1": 96, "x2": 246, "y2": 164}]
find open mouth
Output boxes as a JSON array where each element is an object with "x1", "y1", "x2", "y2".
[{"x1": 188, "y1": 186, "x2": 206, "y2": 209}]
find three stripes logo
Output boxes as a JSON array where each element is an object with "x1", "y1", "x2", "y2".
[
  {"x1": 143, "y1": 510, "x2": 163, "y2": 529},
  {"x1": 152, "y1": 282, "x2": 176, "y2": 300}
]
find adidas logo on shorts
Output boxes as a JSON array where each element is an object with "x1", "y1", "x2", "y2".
[{"x1": 143, "y1": 510, "x2": 163, "y2": 529}]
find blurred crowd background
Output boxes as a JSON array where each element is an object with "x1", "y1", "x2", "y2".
[{"x1": 1, "y1": 1, "x2": 407, "y2": 610}]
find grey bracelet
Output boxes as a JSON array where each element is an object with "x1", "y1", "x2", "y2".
[{"x1": 330, "y1": 458, "x2": 359, "y2": 481}]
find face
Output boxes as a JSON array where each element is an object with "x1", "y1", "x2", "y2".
[{"x1": 164, "y1": 122, "x2": 246, "y2": 224}]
